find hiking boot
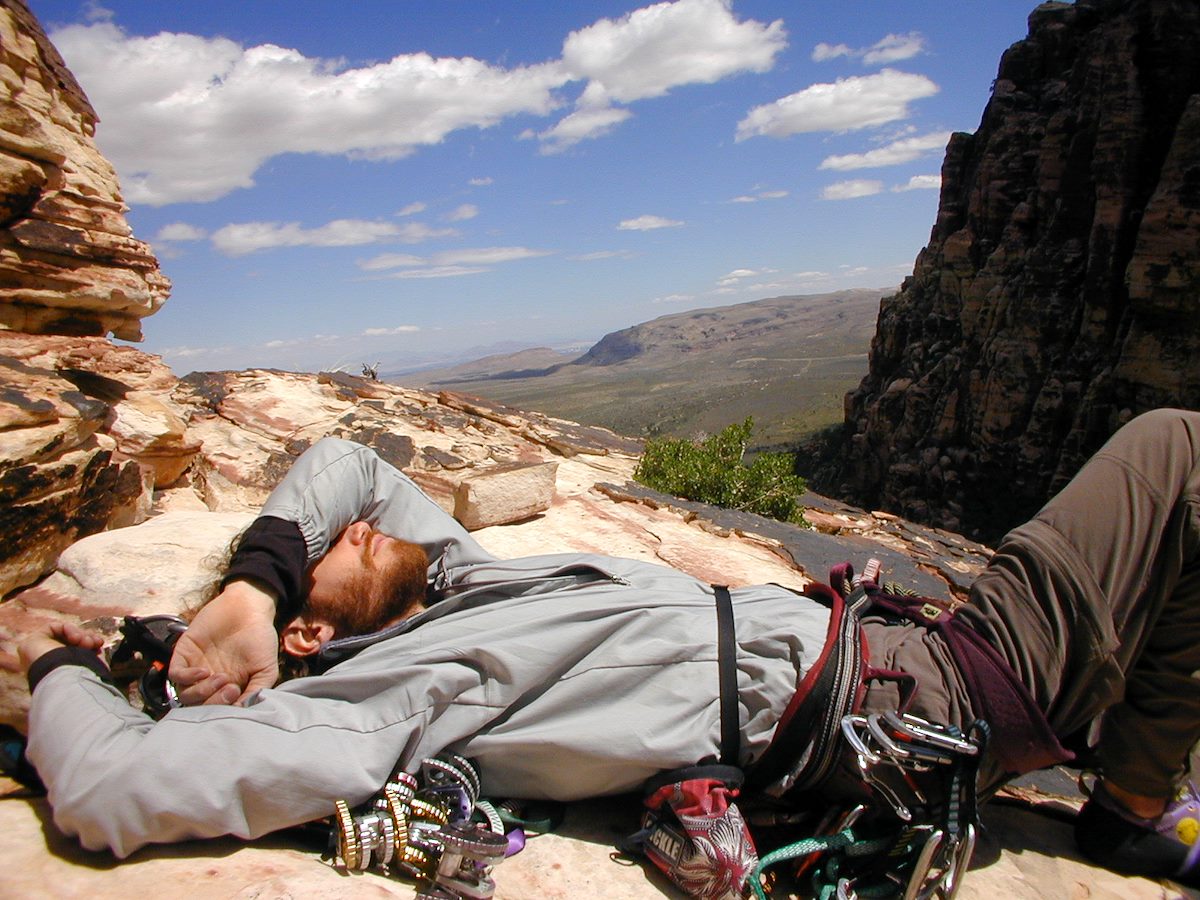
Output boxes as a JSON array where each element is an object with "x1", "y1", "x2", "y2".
[{"x1": 1075, "y1": 780, "x2": 1200, "y2": 885}]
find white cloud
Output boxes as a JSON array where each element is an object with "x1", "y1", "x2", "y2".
[
  {"x1": 821, "y1": 179, "x2": 884, "y2": 200},
  {"x1": 812, "y1": 32, "x2": 926, "y2": 66},
  {"x1": 160, "y1": 344, "x2": 220, "y2": 359},
  {"x1": 892, "y1": 174, "x2": 941, "y2": 191},
  {"x1": 50, "y1": 21, "x2": 564, "y2": 205},
  {"x1": 719, "y1": 268, "x2": 759, "y2": 284},
  {"x1": 736, "y1": 69, "x2": 939, "y2": 140},
  {"x1": 863, "y1": 33, "x2": 927, "y2": 66},
  {"x1": 559, "y1": 0, "x2": 785, "y2": 103},
  {"x1": 397, "y1": 202, "x2": 427, "y2": 216},
  {"x1": 469, "y1": 177, "x2": 493, "y2": 186},
  {"x1": 618, "y1": 214, "x2": 684, "y2": 231},
  {"x1": 359, "y1": 246, "x2": 550, "y2": 273},
  {"x1": 717, "y1": 267, "x2": 778, "y2": 287},
  {"x1": 362, "y1": 325, "x2": 420, "y2": 336},
  {"x1": 211, "y1": 218, "x2": 456, "y2": 256},
  {"x1": 819, "y1": 130, "x2": 950, "y2": 170},
  {"x1": 653, "y1": 293, "x2": 695, "y2": 304},
  {"x1": 534, "y1": 105, "x2": 633, "y2": 154},
  {"x1": 812, "y1": 42, "x2": 851, "y2": 62},
  {"x1": 729, "y1": 189, "x2": 788, "y2": 203},
  {"x1": 49, "y1": 1, "x2": 787, "y2": 204},
  {"x1": 358, "y1": 252, "x2": 426, "y2": 271},
  {"x1": 445, "y1": 204, "x2": 479, "y2": 222},
  {"x1": 386, "y1": 265, "x2": 488, "y2": 279},
  {"x1": 539, "y1": 0, "x2": 786, "y2": 152},
  {"x1": 572, "y1": 249, "x2": 635, "y2": 261},
  {"x1": 438, "y1": 247, "x2": 550, "y2": 265},
  {"x1": 154, "y1": 222, "x2": 206, "y2": 241}
]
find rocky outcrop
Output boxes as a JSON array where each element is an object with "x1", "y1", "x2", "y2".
[
  {"x1": 0, "y1": 0, "x2": 169, "y2": 340},
  {"x1": 0, "y1": 0, "x2": 177, "y2": 596},
  {"x1": 0, "y1": 333, "x2": 202, "y2": 596},
  {"x1": 830, "y1": 0, "x2": 1200, "y2": 540}
]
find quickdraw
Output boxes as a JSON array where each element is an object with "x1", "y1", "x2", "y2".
[
  {"x1": 750, "y1": 714, "x2": 990, "y2": 900},
  {"x1": 326, "y1": 753, "x2": 512, "y2": 899}
]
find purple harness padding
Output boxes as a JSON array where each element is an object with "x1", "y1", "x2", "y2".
[{"x1": 864, "y1": 587, "x2": 1074, "y2": 775}]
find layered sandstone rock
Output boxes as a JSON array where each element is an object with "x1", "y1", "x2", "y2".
[
  {"x1": 0, "y1": 346, "x2": 148, "y2": 597},
  {"x1": 0, "y1": 333, "x2": 201, "y2": 596},
  {"x1": 0, "y1": 0, "x2": 176, "y2": 597},
  {"x1": 829, "y1": 0, "x2": 1200, "y2": 539},
  {"x1": 0, "y1": 0, "x2": 169, "y2": 340}
]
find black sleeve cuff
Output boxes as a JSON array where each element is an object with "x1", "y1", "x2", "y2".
[
  {"x1": 222, "y1": 515, "x2": 309, "y2": 623},
  {"x1": 27, "y1": 645, "x2": 112, "y2": 693}
]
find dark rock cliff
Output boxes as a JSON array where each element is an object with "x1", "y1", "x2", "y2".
[{"x1": 826, "y1": 0, "x2": 1200, "y2": 541}]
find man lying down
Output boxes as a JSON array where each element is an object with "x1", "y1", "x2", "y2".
[{"x1": 19, "y1": 411, "x2": 1200, "y2": 890}]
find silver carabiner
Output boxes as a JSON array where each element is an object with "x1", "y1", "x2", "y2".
[
  {"x1": 865, "y1": 714, "x2": 941, "y2": 770},
  {"x1": 841, "y1": 715, "x2": 881, "y2": 765},
  {"x1": 882, "y1": 712, "x2": 979, "y2": 757}
]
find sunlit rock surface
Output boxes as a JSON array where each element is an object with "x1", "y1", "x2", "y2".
[{"x1": 0, "y1": 0, "x2": 169, "y2": 340}]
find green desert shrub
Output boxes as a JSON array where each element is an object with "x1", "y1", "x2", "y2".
[{"x1": 634, "y1": 418, "x2": 808, "y2": 524}]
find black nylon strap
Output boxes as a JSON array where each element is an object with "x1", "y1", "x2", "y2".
[{"x1": 713, "y1": 584, "x2": 740, "y2": 766}]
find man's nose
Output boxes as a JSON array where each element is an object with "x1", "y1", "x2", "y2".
[{"x1": 347, "y1": 521, "x2": 372, "y2": 543}]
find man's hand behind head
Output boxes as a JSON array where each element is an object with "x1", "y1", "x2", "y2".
[{"x1": 169, "y1": 580, "x2": 280, "y2": 706}]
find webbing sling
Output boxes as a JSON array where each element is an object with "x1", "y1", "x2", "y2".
[{"x1": 713, "y1": 585, "x2": 740, "y2": 767}]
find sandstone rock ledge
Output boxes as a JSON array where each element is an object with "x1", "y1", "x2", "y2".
[{"x1": 0, "y1": 365, "x2": 1185, "y2": 899}]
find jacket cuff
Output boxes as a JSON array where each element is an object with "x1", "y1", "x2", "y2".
[
  {"x1": 222, "y1": 515, "x2": 308, "y2": 622},
  {"x1": 27, "y1": 646, "x2": 112, "y2": 693}
]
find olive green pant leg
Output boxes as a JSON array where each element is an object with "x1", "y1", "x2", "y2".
[{"x1": 965, "y1": 408, "x2": 1200, "y2": 796}]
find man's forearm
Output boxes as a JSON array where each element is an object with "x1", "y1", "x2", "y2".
[
  {"x1": 258, "y1": 437, "x2": 495, "y2": 575},
  {"x1": 222, "y1": 516, "x2": 308, "y2": 624}
]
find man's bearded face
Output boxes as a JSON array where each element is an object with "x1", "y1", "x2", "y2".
[{"x1": 305, "y1": 522, "x2": 429, "y2": 637}]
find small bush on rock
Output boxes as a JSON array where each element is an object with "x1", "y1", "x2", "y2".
[{"x1": 634, "y1": 418, "x2": 808, "y2": 524}]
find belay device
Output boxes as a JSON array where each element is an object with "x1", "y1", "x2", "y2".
[{"x1": 108, "y1": 614, "x2": 188, "y2": 718}]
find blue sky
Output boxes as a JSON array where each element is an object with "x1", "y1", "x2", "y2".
[{"x1": 30, "y1": 0, "x2": 1037, "y2": 375}]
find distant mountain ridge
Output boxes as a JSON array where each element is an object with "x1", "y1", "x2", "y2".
[
  {"x1": 408, "y1": 347, "x2": 577, "y2": 384},
  {"x1": 397, "y1": 288, "x2": 890, "y2": 445},
  {"x1": 573, "y1": 294, "x2": 850, "y2": 366}
]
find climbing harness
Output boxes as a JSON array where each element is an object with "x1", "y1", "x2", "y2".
[
  {"x1": 326, "y1": 752, "x2": 515, "y2": 899},
  {"x1": 632, "y1": 559, "x2": 1014, "y2": 899}
]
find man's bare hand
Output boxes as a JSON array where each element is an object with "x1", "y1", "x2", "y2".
[
  {"x1": 18, "y1": 621, "x2": 105, "y2": 674},
  {"x1": 169, "y1": 580, "x2": 280, "y2": 706}
]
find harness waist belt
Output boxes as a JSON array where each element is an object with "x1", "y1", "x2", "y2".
[{"x1": 745, "y1": 583, "x2": 869, "y2": 796}]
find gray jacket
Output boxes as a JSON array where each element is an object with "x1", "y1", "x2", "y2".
[{"x1": 27, "y1": 438, "x2": 831, "y2": 857}]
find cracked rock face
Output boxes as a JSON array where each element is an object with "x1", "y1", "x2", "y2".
[
  {"x1": 0, "y1": 0, "x2": 176, "y2": 597},
  {"x1": 0, "y1": 0, "x2": 169, "y2": 341},
  {"x1": 833, "y1": 0, "x2": 1200, "y2": 541}
]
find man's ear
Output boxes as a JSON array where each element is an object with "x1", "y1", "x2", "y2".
[{"x1": 280, "y1": 617, "x2": 336, "y2": 658}]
